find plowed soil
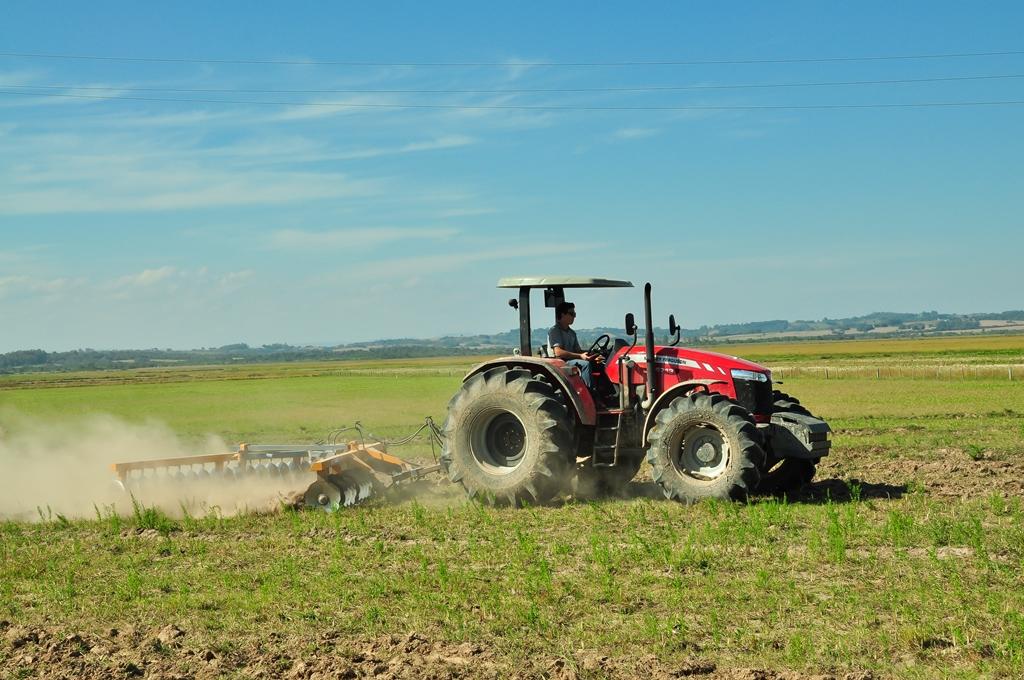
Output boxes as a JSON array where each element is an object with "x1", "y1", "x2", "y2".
[{"x1": 2, "y1": 622, "x2": 877, "y2": 679}]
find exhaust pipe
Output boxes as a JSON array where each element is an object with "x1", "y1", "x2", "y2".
[{"x1": 642, "y1": 282, "x2": 656, "y2": 409}]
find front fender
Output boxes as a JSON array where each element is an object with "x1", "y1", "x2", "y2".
[{"x1": 641, "y1": 379, "x2": 728, "y2": 445}]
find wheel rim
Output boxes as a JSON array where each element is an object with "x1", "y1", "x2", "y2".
[
  {"x1": 470, "y1": 409, "x2": 527, "y2": 473},
  {"x1": 673, "y1": 424, "x2": 730, "y2": 480}
]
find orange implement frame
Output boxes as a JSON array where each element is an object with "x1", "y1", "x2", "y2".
[
  {"x1": 110, "y1": 452, "x2": 238, "y2": 482},
  {"x1": 314, "y1": 441, "x2": 411, "y2": 475}
]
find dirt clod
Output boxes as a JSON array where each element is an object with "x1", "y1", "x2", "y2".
[
  {"x1": 672, "y1": 659, "x2": 717, "y2": 676},
  {"x1": 4, "y1": 625, "x2": 39, "y2": 648},
  {"x1": 156, "y1": 624, "x2": 186, "y2": 647}
]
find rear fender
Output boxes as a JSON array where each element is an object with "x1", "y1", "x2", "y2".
[
  {"x1": 641, "y1": 379, "x2": 728, "y2": 446},
  {"x1": 464, "y1": 357, "x2": 598, "y2": 426}
]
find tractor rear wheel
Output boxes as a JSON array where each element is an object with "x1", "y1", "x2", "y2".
[
  {"x1": 757, "y1": 392, "x2": 820, "y2": 496},
  {"x1": 646, "y1": 392, "x2": 764, "y2": 503},
  {"x1": 441, "y1": 367, "x2": 573, "y2": 506}
]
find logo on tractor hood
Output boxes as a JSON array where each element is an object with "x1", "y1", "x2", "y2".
[{"x1": 627, "y1": 352, "x2": 727, "y2": 375}]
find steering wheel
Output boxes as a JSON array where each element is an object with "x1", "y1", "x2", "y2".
[{"x1": 587, "y1": 334, "x2": 612, "y2": 358}]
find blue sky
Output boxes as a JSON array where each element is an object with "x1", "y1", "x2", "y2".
[{"x1": 1, "y1": 2, "x2": 1022, "y2": 351}]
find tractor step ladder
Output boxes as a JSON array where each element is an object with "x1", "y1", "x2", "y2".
[{"x1": 592, "y1": 409, "x2": 625, "y2": 468}]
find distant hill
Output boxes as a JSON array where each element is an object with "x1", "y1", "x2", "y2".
[{"x1": 3, "y1": 310, "x2": 1024, "y2": 374}]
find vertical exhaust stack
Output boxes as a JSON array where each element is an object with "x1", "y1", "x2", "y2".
[{"x1": 642, "y1": 282, "x2": 656, "y2": 409}]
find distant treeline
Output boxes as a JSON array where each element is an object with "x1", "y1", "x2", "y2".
[
  {"x1": 3, "y1": 310, "x2": 1023, "y2": 375},
  {"x1": 692, "y1": 310, "x2": 1020, "y2": 337},
  {"x1": 0, "y1": 345, "x2": 475, "y2": 374}
]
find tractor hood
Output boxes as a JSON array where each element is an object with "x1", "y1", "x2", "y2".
[{"x1": 608, "y1": 345, "x2": 770, "y2": 382}]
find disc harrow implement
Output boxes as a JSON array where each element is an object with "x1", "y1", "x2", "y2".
[{"x1": 110, "y1": 423, "x2": 443, "y2": 512}]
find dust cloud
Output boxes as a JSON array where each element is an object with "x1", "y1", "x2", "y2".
[{"x1": 0, "y1": 409, "x2": 312, "y2": 522}]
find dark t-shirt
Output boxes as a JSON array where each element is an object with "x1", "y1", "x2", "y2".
[{"x1": 548, "y1": 325, "x2": 582, "y2": 355}]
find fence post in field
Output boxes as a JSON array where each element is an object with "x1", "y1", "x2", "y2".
[{"x1": 1011, "y1": 367, "x2": 1014, "y2": 381}]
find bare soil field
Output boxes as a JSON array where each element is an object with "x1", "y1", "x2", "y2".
[{"x1": 2, "y1": 621, "x2": 883, "y2": 679}]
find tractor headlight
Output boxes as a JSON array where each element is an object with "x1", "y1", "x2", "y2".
[{"x1": 731, "y1": 369, "x2": 768, "y2": 382}]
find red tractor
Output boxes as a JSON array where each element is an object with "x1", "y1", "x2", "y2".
[{"x1": 440, "y1": 277, "x2": 831, "y2": 505}]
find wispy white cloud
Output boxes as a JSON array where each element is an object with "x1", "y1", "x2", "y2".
[
  {"x1": 88, "y1": 109, "x2": 238, "y2": 129},
  {"x1": 219, "y1": 270, "x2": 254, "y2": 288},
  {"x1": 271, "y1": 94, "x2": 407, "y2": 121},
  {"x1": 0, "y1": 274, "x2": 88, "y2": 299},
  {"x1": 0, "y1": 69, "x2": 47, "y2": 87},
  {"x1": 0, "y1": 128, "x2": 385, "y2": 214},
  {"x1": 394, "y1": 135, "x2": 475, "y2": 153},
  {"x1": 325, "y1": 135, "x2": 475, "y2": 161},
  {"x1": 724, "y1": 128, "x2": 767, "y2": 139},
  {"x1": 613, "y1": 127, "x2": 660, "y2": 140},
  {"x1": 436, "y1": 207, "x2": 496, "y2": 218},
  {"x1": 316, "y1": 241, "x2": 602, "y2": 285},
  {"x1": 0, "y1": 172, "x2": 379, "y2": 214},
  {"x1": 0, "y1": 275, "x2": 28, "y2": 297},
  {"x1": 2, "y1": 266, "x2": 262, "y2": 305},
  {"x1": 269, "y1": 227, "x2": 459, "y2": 250},
  {"x1": 113, "y1": 266, "x2": 178, "y2": 289},
  {"x1": 502, "y1": 57, "x2": 545, "y2": 81}
]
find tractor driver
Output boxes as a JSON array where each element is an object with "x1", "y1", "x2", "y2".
[{"x1": 548, "y1": 301, "x2": 603, "y2": 388}]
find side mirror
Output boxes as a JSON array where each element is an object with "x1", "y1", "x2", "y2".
[
  {"x1": 668, "y1": 314, "x2": 681, "y2": 346},
  {"x1": 624, "y1": 313, "x2": 637, "y2": 336}
]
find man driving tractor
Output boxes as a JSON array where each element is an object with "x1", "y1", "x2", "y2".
[{"x1": 548, "y1": 301, "x2": 604, "y2": 388}]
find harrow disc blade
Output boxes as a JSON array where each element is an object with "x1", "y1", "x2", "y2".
[
  {"x1": 303, "y1": 479, "x2": 342, "y2": 512},
  {"x1": 331, "y1": 471, "x2": 376, "y2": 507}
]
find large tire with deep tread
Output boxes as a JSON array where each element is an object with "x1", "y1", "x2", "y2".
[
  {"x1": 573, "y1": 450, "x2": 644, "y2": 498},
  {"x1": 771, "y1": 390, "x2": 812, "y2": 416},
  {"x1": 756, "y1": 391, "x2": 819, "y2": 496},
  {"x1": 441, "y1": 367, "x2": 573, "y2": 506},
  {"x1": 647, "y1": 392, "x2": 764, "y2": 503}
]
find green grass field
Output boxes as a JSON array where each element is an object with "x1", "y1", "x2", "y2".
[{"x1": 1, "y1": 336, "x2": 1023, "y2": 678}]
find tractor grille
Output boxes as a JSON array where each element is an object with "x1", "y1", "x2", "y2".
[{"x1": 733, "y1": 377, "x2": 773, "y2": 416}]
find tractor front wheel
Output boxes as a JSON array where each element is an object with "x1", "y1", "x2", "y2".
[
  {"x1": 647, "y1": 392, "x2": 764, "y2": 503},
  {"x1": 441, "y1": 367, "x2": 573, "y2": 506}
]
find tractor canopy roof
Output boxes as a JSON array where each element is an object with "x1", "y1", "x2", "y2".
[{"x1": 497, "y1": 276, "x2": 633, "y2": 289}]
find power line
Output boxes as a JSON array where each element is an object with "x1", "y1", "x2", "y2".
[
  {"x1": 1, "y1": 49, "x2": 1023, "y2": 67},
  {"x1": 6, "y1": 73, "x2": 1024, "y2": 95},
  {"x1": 2, "y1": 89, "x2": 1023, "y2": 111}
]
